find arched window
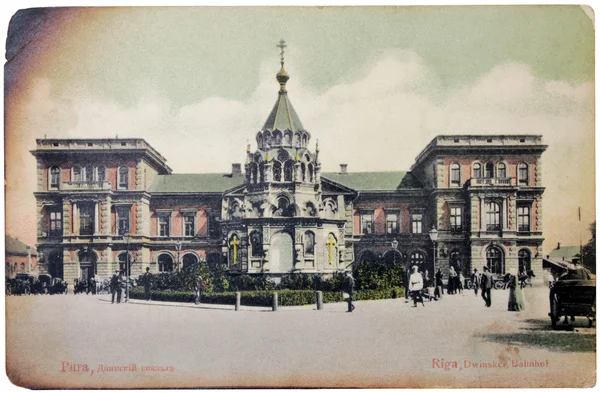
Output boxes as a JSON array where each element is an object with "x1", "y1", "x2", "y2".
[
  {"x1": 49, "y1": 166, "x2": 61, "y2": 189},
  {"x1": 118, "y1": 253, "x2": 132, "y2": 276},
  {"x1": 324, "y1": 201, "x2": 336, "y2": 219},
  {"x1": 157, "y1": 254, "x2": 174, "y2": 272},
  {"x1": 485, "y1": 162, "x2": 494, "y2": 178},
  {"x1": 263, "y1": 131, "x2": 272, "y2": 147},
  {"x1": 72, "y1": 166, "x2": 82, "y2": 182},
  {"x1": 307, "y1": 163, "x2": 314, "y2": 182},
  {"x1": 485, "y1": 201, "x2": 501, "y2": 231},
  {"x1": 302, "y1": 134, "x2": 308, "y2": 147},
  {"x1": 518, "y1": 162, "x2": 529, "y2": 184},
  {"x1": 472, "y1": 163, "x2": 481, "y2": 179},
  {"x1": 410, "y1": 251, "x2": 425, "y2": 266},
  {"x1": 182, "y1": 253, "x2": 199, "y2": 270},
  {"x1": 450, "y1": 163, "x2": 460, "y2": 185},
  {"x1": 84, "y1": 165, "x2": 95, "y2": 182},
  {"x1": 284, "y1": 160, "x2": 294, "y2": 181},
  {"x1": 497, "y1": 162, "x2": 506, "y2": 179},
  {"x1": 518, "y1": 249, "x2": 531, "y2": 273},
  {"x1": 301, "y1": 163, "x2": 306, "y2": 182},
  {"x1": 273, "y1": 161, "x2": 282, "y2": 182},
  {"x1": 118, "y1": 166, "x2": 129, "y2": 189},
  {"x1": 273, "y1": 131, "x2": 282, "y2": 145},
  {"x1": 230, "y1": 202, "x2": 243, "y2": 220},
  {"x1": 275, "y1": 197, "x2": 294, "y2": 217},
  {"x1": 293, "y1": 133, "x2": 300, "y2": 148},
  {"x1": 486, "y1": 247, "x2": 504, "y2": 275},
  {"x1": 283, "y1": 131, "x2": 292, "y2": 146},
  {"x1": 304, "y1": 231, "x2": 315, "y2": 256},
  {"x1": 305, "y1": 202, "x2": 317, "y2": 217},
  {"x1": 250, "y1": 231, "x2": 263, "y2": 257}
]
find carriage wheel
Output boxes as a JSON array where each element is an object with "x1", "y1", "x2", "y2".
[{"x1": 494, "y1": 280, "x2": 504, "y2": 290}]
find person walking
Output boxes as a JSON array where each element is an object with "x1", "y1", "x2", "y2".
[
  {"x1": 448, "y1": 266, "x2": 457, "y2": 294},
  {"x1": 471, "y1": 269, "x2": 481, "y2": 296},
  {"x1": 110, "y1": 270, "x2": 121, "y2": 304},
  {"x1": 143, "y1": 267, "x2": 152, "y2": 301},
  {"x1": 507, "y1": 269, "x2": 525, "y2": 312},
  {"x1": 194, "y1": 274, "x2": 204, "y2": 305},
  {"x1": 434, "y1": 268, "x2": 444, "y2": 300},
  {"x1": 457, "y1": 271, "x2": 464, "y2": 294},
  {"x1": 342, "y1": 271, "x2": 356, "y2": 312},
  {"x1": 409, "y1": 265, "x2": 424, "y2": 307},
  {"x1": 480, "y1": 266, "x2": 493, "y2": 307}
]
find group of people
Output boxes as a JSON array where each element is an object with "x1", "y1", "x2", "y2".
[
  {"x1": 471, "y1": 266, "x2": 525, "y2": 311},
  {"x1": 447, "y1": 266, "x2": 465, "y2": 295}
]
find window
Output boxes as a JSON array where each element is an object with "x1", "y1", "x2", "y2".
[
  {"x1": 497, "y1": 162, "x2": 506, "y2": 179},
  {"x1": 250, "y1": 164, "x2": 258, "y2": 184},
  {"x1": 72, "y1": 166, "x2": 82, "y2": 182},
  {"x1": 360, "y1": 212, "x2": 374, "y2": 235},
  {"x1": 118, "y1": 166, "x2": 129, "y2": 189},
  {"x1": 386, "y1": 212, "x2": 399, "y2": 234},
  {"x1": 518, "y1": 249, "x2": 531, "y2": 272},
  {"x1": 301, "y1": 163, "x2": 306, "y2": 182},
  {"x1": 307, "y1": 163, "x2": 314, "y2": 182},
  {"x1": 183, "y1": 214, "x2": 195, "y2": 237},
  {"x1": 450, "y1": 207, "x2": 462, "y2": 232},
  {"x1": 411, "y1": 213, "x2": 422, "y2": 234},
  {"x1": 518, "y1": 163, "x2": 529, "y2": 185},
  {"x1": 485, "y1": 162, "x2": 494, "y2": 178},
  {"x1": 50, "y1": 166, "x2": 60, "y2": 189},
  {"x1": 304, "y1": 231, "x2": 315, "y2": 256},
  {"x1": 450, "y1": 163, "x2": 460, "y2": 185},
  {"x1": 485, "y1": 201, "x2": 501, "y2": 231},
  {"x1": 250, "y1": 231, "x2": 263, "y2": 257},
  {"x1": 97, "y1": 166, "x2": 106, "y2": 182},
  {"x1": 410, "y1": 251, "x2": 425, "y2": 265},
  {"x1": 158, "y1": 215, "x2": 170, "y2": 237},
  {"x1": 208, "y1": 214, "x2": 220, "y2": 238},
  {"x1": 79, "y1": 203, "x2": 95, "y2": 236},
  {"x1": 158, "y1": 254, "x2": 174, "y2": 272},
  {"x1": 517, "y1": 205, "x2": 530, "y2": 232},
  {"x1": 273, "y1": 161, "x2": 282, "y2": 182},
  {"x1": 118, "y1": 253, "x2": 132, "y2": 276},
  {"x1": 116, "y1": 206, "x2": 130, "y2": 236},
  {"x1": 473, "y1": 163, "x2": 481, "y2": 179},
  {"x1": 49, "y1": 210, "x2": 62, "y2": 236},
  {"x1": 84, "y1": 165, "x2": 95, "y2": 182},
  {"x1": 284, "y1": 160, "x2": 294, "y2": 181},
  {"x1": 486, "y1": 247, "x2": 504, "y2": 275}
]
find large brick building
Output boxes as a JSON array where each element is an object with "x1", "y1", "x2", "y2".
[{"x1": 31, "y1": 59, "x2": 547, "y2": 284}]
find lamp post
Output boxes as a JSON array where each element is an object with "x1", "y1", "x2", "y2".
[
  {"x1": 429, "y1": 228, "x2": 439, "y2": 276},
  {"x1": 391, "y1": 238, "x2": 399, "y2": 265},
  {"x1": 124, "y1": 232, "x2": 131, "y2": 303},
  {"x1": 175, "y1": 240, "x2": 182, "y2": 272}
]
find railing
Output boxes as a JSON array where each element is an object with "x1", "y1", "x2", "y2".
[
  {"x1": 469, "y1": 177, "x2": 513, "y2": 187},
  {"x1": 62, "y1": 181, "x2": 112, "y2": 191}
]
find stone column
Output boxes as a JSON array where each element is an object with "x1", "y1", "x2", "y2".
[
  {"x1": 63, "y1": 200, "x2": 72, "y2": 236},
  {"x1": 72, "y1": 202, "x2": 79, "y2": 235},
  {"x1": 101, "y1": 197, "x2": 111, "y2": 235},
  {"x1": 94, "y1": 202, "x2": 100, "y2": 235},
  {"x1": 470, "y1": 196, "x2": 479, "y2": 234}
]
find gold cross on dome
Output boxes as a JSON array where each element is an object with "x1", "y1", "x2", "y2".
[{"x1": 277, "y1": 39, "x2": 287, "y2": 66}]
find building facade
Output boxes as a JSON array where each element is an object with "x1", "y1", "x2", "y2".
[
  {"x1": 32, "y1": 60, "x2": 547, "y2": 284},
  {"x1": 5, "y1": 235, "x2": 39, "y2": 278}
]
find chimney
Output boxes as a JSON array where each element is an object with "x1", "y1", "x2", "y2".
[
  {"x1": 557, "y1": 242, "x2": 561, "y2": 250},
  {"x1": 339, "y1": 164, "x2": 348, "y2": 174},
  {"x1": 231, "y1": 163, "x2": 242, "y2": 177}
]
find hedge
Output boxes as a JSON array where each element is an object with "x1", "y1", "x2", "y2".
[{"x1": 129, "y1": 287, "x2": 405, "y2": 307}]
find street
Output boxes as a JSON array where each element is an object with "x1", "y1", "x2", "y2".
[{"x1": 6, "y1": 286, "x2": 595, "y2": 388}]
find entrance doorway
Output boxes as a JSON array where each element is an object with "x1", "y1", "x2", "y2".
[
  {"x1": 79, "y1": 250, "x2": 97, "y2": 280},
  {"x1": 269, "y1": 232, "x2": 294, "y2": 273}
]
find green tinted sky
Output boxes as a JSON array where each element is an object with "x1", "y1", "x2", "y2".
[{"x1": 32, "y1": 6, "x2": 594, "y2": 106}]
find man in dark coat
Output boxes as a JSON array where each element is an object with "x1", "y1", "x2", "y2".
[
  {"x1": 480, "y1": 266, "x2": 493, "y2": 307},
  {"x1": 110, "y1": 270, "x2": 121, "y2": 304},
  {"x1": 342, "y1": 271, "x2": 356, "y2": 312},
  {"x1": 143, "y1": 267, "x2": 152, "y2": 301}
]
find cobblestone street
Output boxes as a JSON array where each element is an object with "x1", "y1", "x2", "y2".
[{"x1": 6, "y1": 286, "x2": 595, "y2": 388}]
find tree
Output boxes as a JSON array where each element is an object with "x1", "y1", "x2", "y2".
[{"x1": 581, "y1": 221, "x2": 596, "y2": 274}]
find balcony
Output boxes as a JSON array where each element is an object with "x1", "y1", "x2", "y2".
[
  {"x1": 468, "y1": 177, "x2": 513, "y2": 187},
  {"x1": 62, "y1": 181, "x2": 112, "y2": 191}
]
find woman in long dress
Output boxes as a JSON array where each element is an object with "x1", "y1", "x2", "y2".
[{"x1": 507, "y1": 269, "x2": 525, "y2": 311}]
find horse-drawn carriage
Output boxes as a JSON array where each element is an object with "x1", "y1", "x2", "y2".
[{"x1": 549, "y1": 279, "x2": 596, "y2": 329}]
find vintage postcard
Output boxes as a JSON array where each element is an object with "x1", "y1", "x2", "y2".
[{"x1": 4, "y1": 5, "x2": 596, "y2": 389}]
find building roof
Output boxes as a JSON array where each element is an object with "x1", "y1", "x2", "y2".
[
  {"x1": 322, "y1": 171, "x2": 422, "y2": 191},
  {"x1": 5, "y1": 235, "x2": 37, "y2": 257},
  {"x1": 547, "y1": 246, "x2": 581, "y2": 261},
  {"x1": 262, "y1": 91, "x2": 305, "y2": 132},
  {"x1": 148, "y1": 174, "x2": 244, "y2": 194}
]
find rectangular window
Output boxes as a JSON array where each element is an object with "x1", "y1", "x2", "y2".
[
  {"x1": 73, "y1": 167, "x2": 82, "y2": 182},
  {"x1": 386, "y1": 212, "x2": 399, "y2": 234},
  {"x1": 183, "y1": 214, "x2": 195, "y2": 237},
  {"x1": 517, "y1": 205, "x2": 530, "y2": 232},
  {"x1": 158, "y1": 215, "x2": 170, "y2": 237},
  {"x1": 485, "y1": 202, "x2": 501, "y2": 232},
  {"x1": 50, "y1": 168, "x2": 60, "y2": 188},
  {"x1": 49, "y1": 210, "x2": 62, "y2": 236},
  {"x1": 79, "y1": 203, "x2": 95, "y2": 236},
  {"x1": 450, "y1": 207, "x2": 462, "y2": 232},
  {"x1": 360, "y1": 212, "x2": 374, "y2": 235},
  {"x1": 117, "y1": 207, "x2": 130, "y2": 236},
  {"x1": 411, "y1": 214, "x2": 422, "y2": 234}
]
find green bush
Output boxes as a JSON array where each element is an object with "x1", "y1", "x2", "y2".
[{"x1": 354, "y1": 260, "x2": 405, "y2": 290}]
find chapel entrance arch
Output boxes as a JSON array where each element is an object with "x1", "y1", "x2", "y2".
[{"x1": 269, "y1": 232, "x2": 294, "y2": 273}]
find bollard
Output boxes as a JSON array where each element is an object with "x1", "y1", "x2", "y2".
[
  {"x1": 272, "y1": 292, "x2": 278, "y2": 311},
  {"x1": 316, "y1": 290, "x2": 323, "y2": 310},
  {"x1": 235, "y1": 291, "x2": 241, "y2": 311}
]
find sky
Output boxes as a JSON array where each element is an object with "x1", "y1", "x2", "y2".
[{"x1": 3, "y1": 5, "x2": 595, "y2": 252}]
